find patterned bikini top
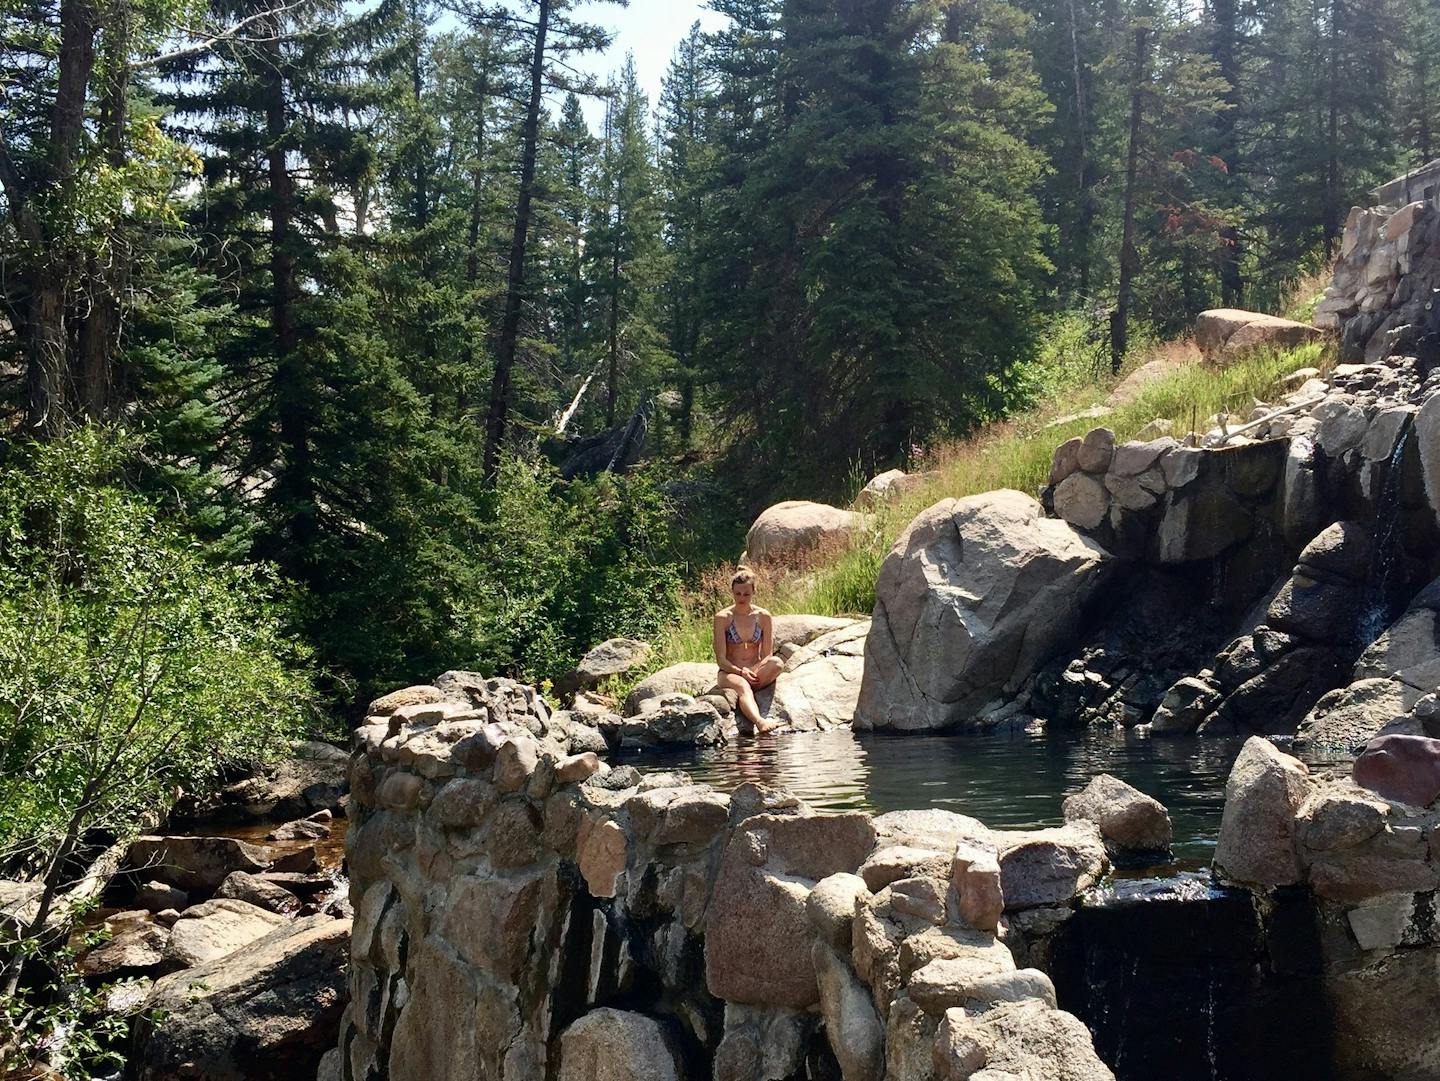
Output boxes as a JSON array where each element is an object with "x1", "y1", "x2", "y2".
[{"x1": 725, "y1": 613, "x2": 764, "y2": 645}]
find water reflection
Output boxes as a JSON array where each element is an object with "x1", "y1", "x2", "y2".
[{"x1": 624, "y1": 728, "x2": 1267, "y2": 863}]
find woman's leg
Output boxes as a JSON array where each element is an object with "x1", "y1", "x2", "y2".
[
  {"x1": 718, "y1": 671, "x2": 777, "y2": 734},
  {"x1": 751, "y1": 655, "x2": 784, "y2": 689}
]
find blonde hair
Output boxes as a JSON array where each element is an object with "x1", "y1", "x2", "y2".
[{"x1": 730, "y1": 567, "x2": 757, "y2": 589}]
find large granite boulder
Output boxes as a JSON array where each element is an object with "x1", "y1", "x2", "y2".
[
  {"x1": 1352, "y1": 734, "x2": 1440, "y2": 806},
  {"x1": 763, "y1": 621, "x2": 868, "y2": 730},
  {"x1": 618, "y1": 696, "x2": 729, "y2": 748},
  {"x1": 136, "y1": 916, "x2": 348, "y2": 1081},
  {"x1": 1213, "y1": 737, "x2": 1313, "y2": 886},
  {"x1": 1296, "y1": 677, "x2": 1409, "y2": 750},
  {"x1": 856, "y1": 490, "x2": 1115, "y2": 731},
  {"x1": 556, "y1": 1008, "x2": 681, "y2": 1081},
  {"x1": 623, "y1": 662, "x2": 718, "y2": 716},
  {"x1": 125, "y1": 835, "x2": 272, "y2": 893},
  {"x1": 1353, "y1": 577, "x2": 1440, "y2": 709},
  {"x1": 772, "y1": 614, "x2": 861, "y2": 651},
  {"x1": 706, "y1": 811, "x2": 877, "y2": 1008},
  {"x1": 1195, "y1": 308, "x2": 1322, "y2": 361},
  {"x1": 556, "y1": 638, "x2": 653, "y2": 697},
  {"x1": 746, "y1": 501, "x2": 862, "y2": 564},
  {"x1": 855, "y1": 469, "x2": 930, "y2": 510}
]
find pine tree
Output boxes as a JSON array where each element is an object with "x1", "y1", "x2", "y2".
[
  {"x1": 586, "y1": 57, "x2": 671, "y2": 431},
  {"x1": 478, "y1": 0, "x2": 618, "y2": 482},
  {"x1": 540, "y1": 92, "x2": 601, "y2": 429},
  {"x1": 697, "y1": 0, "x2": 1052, "y2": 487},
  {"x1": 658, "y1": 22, "x2": 715, "y2": 447}
]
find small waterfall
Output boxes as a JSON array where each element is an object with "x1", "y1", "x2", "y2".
[
  {"x1": 1359, "y1": 418, "x2": 1414, "y2": 647},
  {"x1": 1045, "y1": 875, "x2": 1332, "y2": 1080}
]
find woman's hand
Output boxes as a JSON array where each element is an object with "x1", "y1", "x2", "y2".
[{"x1": 741, "y1": 667, "x2": 758, "y2": 684}]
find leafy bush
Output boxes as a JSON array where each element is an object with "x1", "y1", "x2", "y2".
[
  {"x1": 0, "y1": 431, "x2": 312, "y2": 992},
  {"x1": 454, "y1": 460, "x2": 682, "y2": 682}
]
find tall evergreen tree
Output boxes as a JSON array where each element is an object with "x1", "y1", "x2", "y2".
[
  {"x1": 698, "y1": 0, "x2": 1052, "y2": 487},
  {"x1": 478, "y1": 0, "x2": 617, "y2": 482},
  {"x1": 658, "y1": 22, "x2": 715, "y2": 447},
  {"x1": 586, "y1": 57, "x2": 670, "y2": 430}
]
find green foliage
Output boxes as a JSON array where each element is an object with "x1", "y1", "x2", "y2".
[
  {"x1": 1, "y1": 928, "x2": 148, "y2": 1080},
  {"x1": 456, "y1": 459, "x2": 683, "y2": 682},
  {"x1": 0, "y1": 431, "x2": 313, "y2": 872},
  {"x1": 695, "y1": 0, "x2": 1054, "y2": 490}
]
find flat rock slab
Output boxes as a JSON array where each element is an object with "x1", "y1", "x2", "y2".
[{"x1": 166, "y1": 897, "x2": 289, "y2": 967}]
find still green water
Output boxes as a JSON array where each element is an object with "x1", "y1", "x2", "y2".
[{"x1": 624, "y1": 728, "x2": 1306, "y2": 865}]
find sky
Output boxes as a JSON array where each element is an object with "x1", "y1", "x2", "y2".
[{"x1": 572, "y1": 1, "x2": 728, "y2": 125}]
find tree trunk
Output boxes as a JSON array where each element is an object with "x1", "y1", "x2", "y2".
[
  {"x1": 606, "y1": 234, "x2": 620, "y2": 428},
  {"x1": 77, "y1": 4, "x2": 132, "y2": 421},
  {"x1": 459, "y1": 39, "x2": 494, "y2": 419},
  {"x1": 1112, "y1": 22, "x2": 1148, "y2": 374},
  {"x1": 24, "y1": 0, "x2": 100, "y2": 437},
  {"x1": 1323, "y1": 0, "x2": 1341, "y2": 259},
  {"x1": 482, "y1": 0, "x2": 550, "y2": 483},
  {"x1": 1065, "y1": 0, "x2": 1094, "y2": 301}
]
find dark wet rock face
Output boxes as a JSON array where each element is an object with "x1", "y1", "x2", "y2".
[{"x1": 1044, "y1": 877, "x2": 1331, "y2": 1081}]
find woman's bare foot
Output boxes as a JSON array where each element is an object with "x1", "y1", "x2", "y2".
[{"x1": 752, "y1": 718, "x2": 780, "y2": 734}]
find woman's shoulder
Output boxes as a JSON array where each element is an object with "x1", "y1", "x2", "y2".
[
  {"x1": 715, "y1": 606, "x2": 734, "y2": 620},
  {"x1": 754, "y1": 606, "x2": 773, "y2": 619}
]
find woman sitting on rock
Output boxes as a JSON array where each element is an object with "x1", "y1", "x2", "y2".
[{"x1": 715, "y1": 568, "x2": 782, "y2": 734}]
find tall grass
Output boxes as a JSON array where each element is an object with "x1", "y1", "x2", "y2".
[{"x1": 633, "y1": 338, "x2": 1332, "y2": 687}]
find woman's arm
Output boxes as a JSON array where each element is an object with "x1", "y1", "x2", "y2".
[
  {"x1": 714, "y1": 614, "x2": 744, "y2": 675},
  {"x1": 759, "y1": 611, "x2": 774, "y2": 661}
]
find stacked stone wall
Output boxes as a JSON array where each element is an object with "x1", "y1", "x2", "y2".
[{"x1": 327, "y1": 675, "x2": 1119, "y2": 1081}]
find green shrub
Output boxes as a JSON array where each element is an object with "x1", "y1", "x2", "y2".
[
  {"x1": 0, "y1": 430, "x2": 313, "y2": 993},
  {"x1": 446, "y1": 459, "x2": 682, "y2": 684}
]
